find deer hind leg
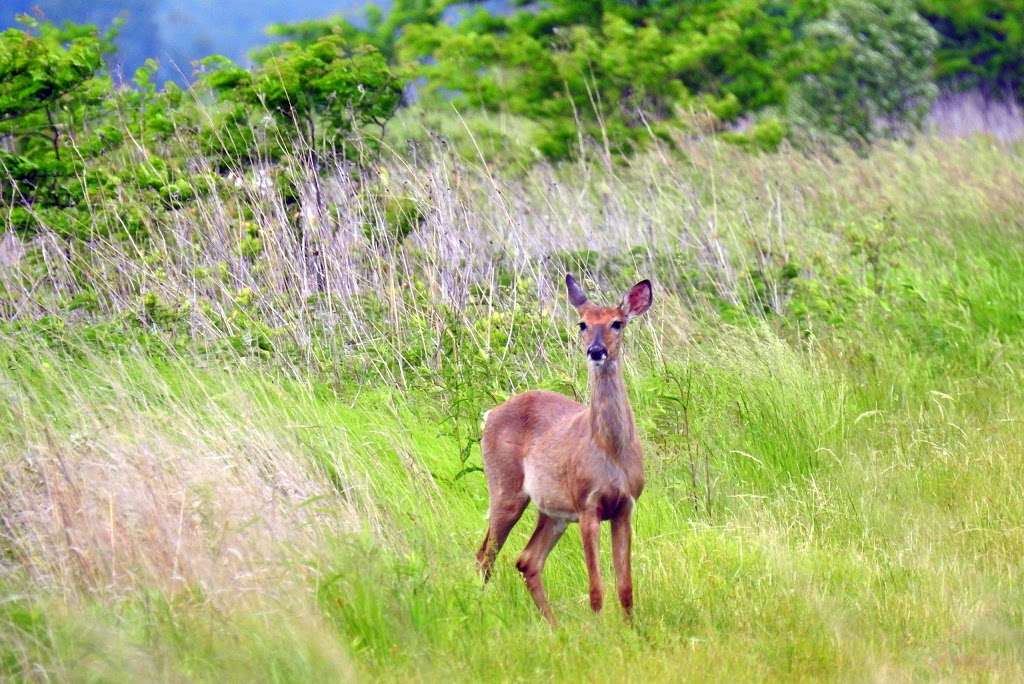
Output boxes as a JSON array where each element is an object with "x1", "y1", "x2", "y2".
[
  {"x1": 476, "y1": 494, "x2": 528, "y2": 582},
  {"x1": 515, "y1": 513, "x2": 567, "y2": 624}
]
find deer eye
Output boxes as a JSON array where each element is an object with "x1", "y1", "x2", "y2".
[
  {"x1": 578, "y1": 322, "x2": 587, "y2": 331},
  {"x1": 611, "y1": 320, "x2": 623, "y2": 330}
]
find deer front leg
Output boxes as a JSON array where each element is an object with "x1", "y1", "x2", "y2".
[
  {"x1": 579, "y1": 511, "x2": 603, "y2": 612},
  {"x1": 611, "y1": 504, "x2": 634, "y2": 620}
]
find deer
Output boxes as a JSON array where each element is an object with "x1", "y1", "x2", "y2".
[{"x1": 475, "y1": 274, "x2": 652, "y2": 624}]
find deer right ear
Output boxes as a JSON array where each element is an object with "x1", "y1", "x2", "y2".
[
  {"x1": 622, "y1": 279, "x2": 653, "y2": 320},
  {"x1": 566, "y1": 274, "x2": 589, "y2": 309}
]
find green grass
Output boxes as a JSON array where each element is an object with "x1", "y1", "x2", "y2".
[{"x1": 3, "y1": 136, "x2": 1024, "y2": 681}]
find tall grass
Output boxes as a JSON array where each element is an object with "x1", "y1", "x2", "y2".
[{"x1": 2, "y1": 129, "x2": 1024, "y2": 680}]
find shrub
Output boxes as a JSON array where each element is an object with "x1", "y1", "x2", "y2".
[
  {"x1": 788, "y1": 0, "x2": 939, "y2": 146},
  {"x1": 394, "y1": 0, "x2": 821, "y2": 158}
]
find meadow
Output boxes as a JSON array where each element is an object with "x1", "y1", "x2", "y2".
[{"x1": 2, "y1": 130, "x2": 1024, "y2": 681}]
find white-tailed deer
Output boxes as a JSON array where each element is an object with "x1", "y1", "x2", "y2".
[{"x1": 476, "y1": 274, "x2": 652, "y2": 623}]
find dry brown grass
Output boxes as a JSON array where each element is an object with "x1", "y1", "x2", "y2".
[{"x1": 0, "y1": 357, "x2": 373, "y2": 604}]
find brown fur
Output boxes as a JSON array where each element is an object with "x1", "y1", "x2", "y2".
[{"x1": 475, "y1": 275, "x2": 652, "y2": 623}]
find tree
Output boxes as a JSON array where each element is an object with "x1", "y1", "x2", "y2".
[
  {"x1": 2, "y1": 0, "x2": 162, "y2": 82},
  {"x1": 0, "y1": 15, "x2": 117, "y2": 234},
  {"x1": 255, "y1": 0, "x2": 444, "y2": 63},
  {"x1": 200, "y1": 32, "x2": 402, "y2": 167}
]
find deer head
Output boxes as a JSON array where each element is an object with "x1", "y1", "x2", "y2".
[{"x1": 566, "y1": 274, "x2": 653, "y2": 368}]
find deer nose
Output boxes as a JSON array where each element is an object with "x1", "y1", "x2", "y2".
[{"x1": 588, "y1": 345, "x2": 607, "y2": 361}]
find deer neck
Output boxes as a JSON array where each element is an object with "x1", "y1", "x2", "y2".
[{"x1": 587, "y1": 360, "x2": 635, "y2": 455}]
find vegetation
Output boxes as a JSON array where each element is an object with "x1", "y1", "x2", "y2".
[
  {"x1": 788, "y1": 0, "x2": 939, "y2": 145},
  {"x1": 918, "y1": 0, "x2": 1024, "y2": 100},
  {"x1": 280, "y1": 0, "x2": 1024, "y2": 153},
  {"x1": 3, "y1": 130, "x2": 1024, "y2": 679},
  {"x1": 0, "y1": 17, "x2": 117, "y2": 235},
  {"x1": 2, "y1": 1, "x2": 1024, "y2": 681}
]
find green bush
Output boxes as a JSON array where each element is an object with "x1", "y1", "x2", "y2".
[
  {"x1": 788, "y1": 0, "x2": 939, "y2": 146},
  {"x1": 396, "y1": 1, "x2": 820, "y2": 158}
]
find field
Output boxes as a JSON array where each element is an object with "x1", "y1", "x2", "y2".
[{"x1": 3, "y1": 133, "x2": 1024, "y2": 681}]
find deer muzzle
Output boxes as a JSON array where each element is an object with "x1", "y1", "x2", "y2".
[{"x1": 587, "y1": 344, "x2": 608, "y2": 362}]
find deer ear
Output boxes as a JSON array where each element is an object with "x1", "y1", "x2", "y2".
[
  {"x1": 566, "y1": 274, "x2": 589, "y2": 309},
  {"x1": 622, "y1": 279, "x2": 653, "y2": 320}
]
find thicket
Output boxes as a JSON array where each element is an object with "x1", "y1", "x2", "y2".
[
  {"x1": 0, "y1": 15, "x2": 401, "y2": 238},
  {"x1": 283, "y1": 0, "x2": 1023, "y2": 152},
  {"x1": 0, "y1": 0, "x2": 1021, "y2": 239}
]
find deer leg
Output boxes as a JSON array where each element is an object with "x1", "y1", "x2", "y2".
[
  {"x1": 611, "y1": 505, "x2": 634, "y2": 620},
  {"x1": 476, "y1": 495, "x2": 528, "y2": 582},
  {"x1": 580, "y1": 511, "x2": 603, "y2": 613},
  {"x1": 515, "y1": 513, "x2": 567, "y2": 624}
]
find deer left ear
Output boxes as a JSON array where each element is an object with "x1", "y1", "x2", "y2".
[
  {"x1": 622, "y1": 279, "x2": 653, "y2": 320},
  {"x1": 566, "y1": 274, "x2": 589, "y2": 310}
]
